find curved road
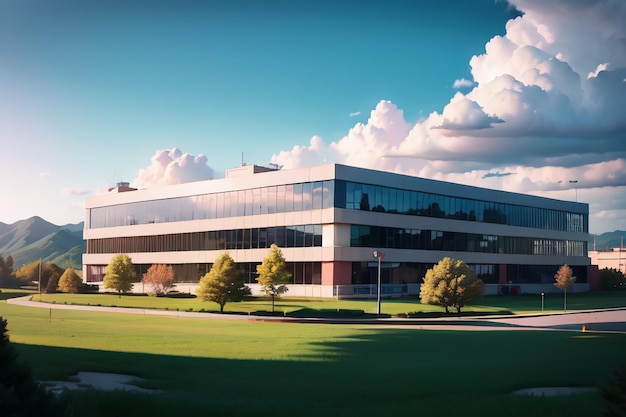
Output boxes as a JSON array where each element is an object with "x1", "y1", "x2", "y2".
[{"x1": 7, "y1": 296, "x2": 626, "y2": 332}]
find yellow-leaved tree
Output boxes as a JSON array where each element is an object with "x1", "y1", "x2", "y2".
[
  {"x1": 103, "y1": 254, "x2": 136, "y2": 297},
  {"x1": 554, "y1": 264, "x2": 576, "y2": 312},
  {"x1": 420, "y1": 257, "x2": 484, "y2": 314},
  {"x1": 57, "y1": 268, "x2": 83, "y2": 293},
  {"x1": 256, "y1": 244, "x2": 291, "y2": 312},
  {"x1": 197, "y1": 252, "x2": 250, "y2": 312}
]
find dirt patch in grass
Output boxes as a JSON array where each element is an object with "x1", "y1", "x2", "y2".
[{"x1": 41, "y1": 372, "x2": 158, "y2": 395}]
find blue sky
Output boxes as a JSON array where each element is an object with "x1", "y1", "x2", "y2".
[{"x1": 1, "y1": 0, "x2": 624, "y2": 235}]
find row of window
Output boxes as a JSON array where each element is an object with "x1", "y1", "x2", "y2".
[
  {"x1": 89, "y1": 178, "x2": 586, "y2": 234},
  {"x1": 86, "y1": 261, "x2": 588, "y2": 285},
  {"x1": 350, "y1": 225, "x2": 587, "y2": 256},
  {"x1": 87, "y1": 225, "x2": 323, "y2": 254},
  {"x1": 89, "y1": 181, "x2": 335, "y2": 228},
  {"x1": 350, "y1": 262, "x2": 588, "y2": 285},
  {"x1": 86, "y1": 261, "x2": 322, "y2": 285},
  {"x1": 351, "y1": 262, "x2": 499, "y2": 284},
  {"x1": 338, "y1": 181, "x2": 586, "y2": 233}
]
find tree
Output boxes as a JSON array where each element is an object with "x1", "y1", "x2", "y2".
[
  {"x1": 0, "y1": 256, "x2": 18, "y2": 287},
  {"x1": 600, "y1": 268, "x2": 626, "y2": 290},
  {"x1": 57, "y1": 268, "x2": 83, "y2": 293},
  {"x1": 0, "y1": 316, "x2": 64, "y2": 417},
  {"x1": 14, "y1": 261, "x2": 62, "y2": 293},
  {"x1": 103, "y1": 254, "x2": 136, "y2": 296},
  {"x1": 420, "y1": 257, "x2": 484, "y2": 314},
  {"x1": 142, "y1": 264, "x2": 175, "y2": 296},
  {"x1": 256, "y1": 244, "x2": 292, "y2": 312},
  {"x1": 554, "y1": 264, "x2": 576, "y2": 312},
  {"x1": 197, "y1": 253, "x2": 250, "y2": 312},
  {"x1": 603, "y1": 364, "x2": 626, "y2": 417}
]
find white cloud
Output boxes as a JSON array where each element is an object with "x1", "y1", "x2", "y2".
[
  {"x1": 434, "y1": 93, "x2": 503, "y2": 131},
  {"x1": 349, "y1": 111, "x2": 361, "y2": 117},
  {"x1": 452, "y1": 78, "x2": 474, "y2": 89},
  {"x1": 587, "y1": 62, "x2": 610, "y2": 79},
  {"x1": 62, "y1": 187, "x2": 91, "y2": 196},
  {"x1": 133, "y1": 148, "x2": 214, "y2": 188},
  {"x1": 267, "y1": 1, "x2": 626, "y2": 234}
]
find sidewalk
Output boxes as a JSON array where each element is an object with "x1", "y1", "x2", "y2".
[{"x1": 7, "y1": 295, "x2": 626, "y2": 332}]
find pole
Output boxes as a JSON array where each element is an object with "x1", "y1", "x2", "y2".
[
  {"x1": 541, "y1": 292, "x2": 544, "y2": 311},
  {"x1": 38, "y1": 258, "x2": 42, "y2": 295},
  {"x1": 377, "y1": 255, "x2": 381, "y2": 315},
  {"x1": 373, "y1": 250, "x2": 384, "y2": 316}
]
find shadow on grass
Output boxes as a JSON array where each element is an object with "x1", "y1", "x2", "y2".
[
  {"x1": 14, "y1": 325, "x2": 625, "y2": 417},
  {"x1": 0, "y1": 290, "x2": 33, "y2": 301}
]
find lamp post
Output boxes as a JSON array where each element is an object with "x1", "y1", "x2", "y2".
[
  {"x1": 541, "y1": 292, "x2": 545, "y2": 312},
  {"x1": 373, "y1": 250, "x2": 384, "y2": 315}
]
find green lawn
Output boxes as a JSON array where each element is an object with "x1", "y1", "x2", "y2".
[{"x1": 1, "y1": 295, "x2": 626, "y2": 417}]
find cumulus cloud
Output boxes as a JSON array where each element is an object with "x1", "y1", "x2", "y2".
[
  {"x1": 434, "y1": 93, "x2": 504, "y2": 131},
  {"x1": 133, "y1": 148, "x2": 214, "y2": 188},
  {"x1": 268, "y1": 0, "x2": 626, "y2": 233}
]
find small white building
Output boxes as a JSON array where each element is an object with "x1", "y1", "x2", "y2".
[{"x1": 589, "y1": 247, "x2": 626, "y2": 274}]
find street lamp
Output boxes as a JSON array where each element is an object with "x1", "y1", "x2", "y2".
[
  {"x1": 373, "y1": 250, "x2": 385, "y2": 315},
  {"x1": 541, "y1": 292, "x2": 545, "y2": 312}
]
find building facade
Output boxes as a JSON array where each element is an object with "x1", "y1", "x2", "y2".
[
  {"x1": 83, "y1": 164, "x2": 590, "y2": 297},
  {"x1": 589, "y1": 247, "x2": 625, "y2": 274}
]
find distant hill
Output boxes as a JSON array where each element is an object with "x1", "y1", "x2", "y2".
[
  {"x1": 590, "y1": 230, "x2": 626, "y2": 251},
  {"x1": 0, "y1": 216, "x2": 84, "y2": 269}
]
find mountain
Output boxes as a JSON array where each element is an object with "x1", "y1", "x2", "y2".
[
  {"x1": 0, "y1": 216, "x2": 84, "y2": 269},
  {"x1": 590, "y1": 231, "x2": 626, "y2": 251}
]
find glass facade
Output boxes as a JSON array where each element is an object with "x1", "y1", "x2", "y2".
[
  {"x1": 88, "y1": 225, "x2": 323, "y2": 254},
  {"x1": 336, "y1": 180, "x2": 587, "y2": 233},
  {"x1": 350, "y1": 225, "x2": 586, "y2": 256},
  {"x1": 89, "y1": 177, "x2": 586, "y2": 235},
  {"x1": 86, "y1": 261, "x2": 322, "y2": 285},
  {"x1": 350, "y1": 261, "x2": 588, "y2": 285},
  {"x1": 89, "y1": 180, "x2": 334, "y2": 228}
]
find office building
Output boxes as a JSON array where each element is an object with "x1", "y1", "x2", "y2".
[{"x1": 83, "y1": 163, "x2": 590, "y2": 297}]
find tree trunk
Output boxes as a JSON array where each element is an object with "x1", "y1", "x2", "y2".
[
  {"x1": 220, "y1": 303, "x2": 224, "y2": 313},
  {"x1": 564, "y1": 289, "x2": 567, "y2": 312}
]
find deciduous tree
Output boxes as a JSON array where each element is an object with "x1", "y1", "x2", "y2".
[
  {"x1": 142, "y1": 264, "x2": 175, "y2": 296},
  {"x1": 603, "y1": 364, "x2": 626, "y2": 417},
  {"x1": 103, "y1": 254, "x2": 136, "y2": 296},
  {"x1": 57, "y1": 268, "x2": 83, "y2": 293},
  {"x1": 0, "y1": 255, "x2": 17, "y2": 287},
  {"x1": 420, "y1": 257, "x2": 484, "y2": 313},
  {"x1": 197, "y1": 253, "x2": 250, "y2": 312},
  {"x1": 554, "y1": 264, "x2": 576, "y2": 312},
  {"x1": 14, "y1": 261, "x2": 62, "y2": 293},
  {"x1": 256, "y1": 244, "x2": 292, "y2": 312}
]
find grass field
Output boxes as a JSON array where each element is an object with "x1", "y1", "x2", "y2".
[{"x1": 2, "y1": 290, "x2": 626, "y2": 416}]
